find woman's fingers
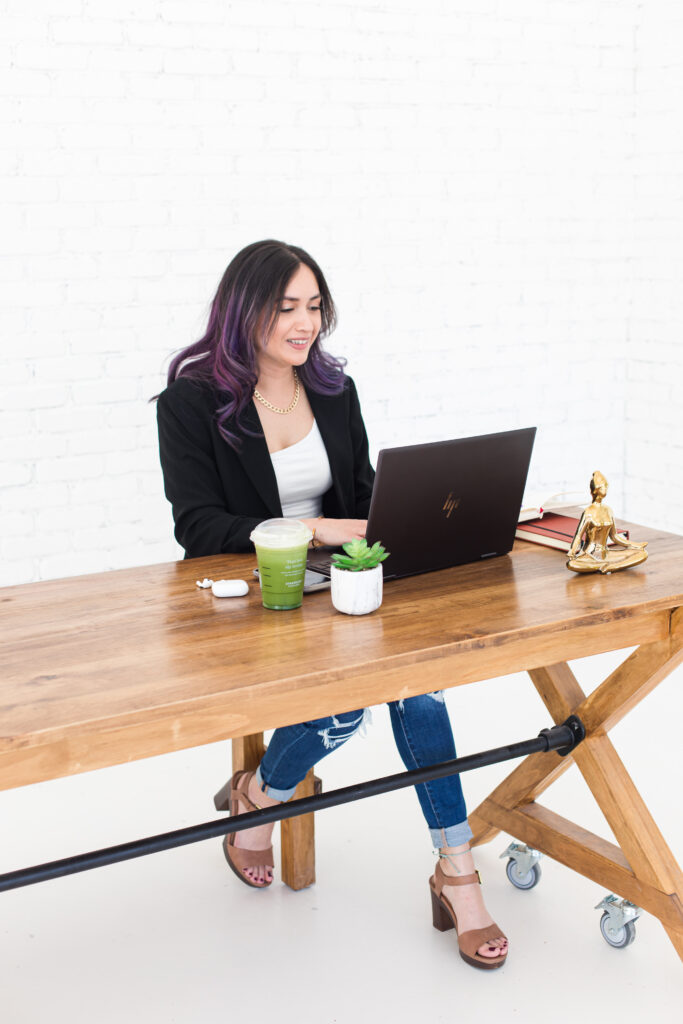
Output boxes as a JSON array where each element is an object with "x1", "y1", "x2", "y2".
[{"x1": 317, "y1": 519, "x2": 367, "y2": 546}]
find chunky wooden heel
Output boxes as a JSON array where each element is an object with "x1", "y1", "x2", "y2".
[
  {"x1": 431, "y1": 885, "x2": 455, "y2": 932},
  {"x1": 213, "y1": 779, "x2": 232, "y2": 811}
]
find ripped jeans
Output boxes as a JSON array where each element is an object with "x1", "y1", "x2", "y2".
[{"x1": 255, "y1": 692, "x2": 473, "y2": 848}]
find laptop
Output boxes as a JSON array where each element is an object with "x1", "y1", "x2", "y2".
[{"x1": 307, "y1": 426, "x2": 536, "y2": 582}]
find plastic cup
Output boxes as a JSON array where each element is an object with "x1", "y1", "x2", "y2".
[{"x1": 250, "y1": 518, "x2": 313, "y2": 610}]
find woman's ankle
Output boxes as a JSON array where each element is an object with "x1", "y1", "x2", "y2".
[
  {"x1": 439, "y1": 843, "x2": 474, "y2": 874},
  {"x1": 249, "y1": 773, "x2": 281, "y2": 809}
]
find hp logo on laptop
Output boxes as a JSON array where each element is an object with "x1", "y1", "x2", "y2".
[{"x1": 442, "y1": 492, "x2": 461, "y2": 518}]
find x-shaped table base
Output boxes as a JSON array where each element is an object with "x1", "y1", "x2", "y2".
[{"x1": 469, "y1": 607, "x2": 683, "y2": 960}]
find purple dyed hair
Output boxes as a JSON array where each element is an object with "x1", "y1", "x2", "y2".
[{"x1": 162, "y1": 240, "x2": 345, "y2": 449}]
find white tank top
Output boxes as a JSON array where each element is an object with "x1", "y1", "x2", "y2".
[{"x1": 270, "y1": 420, "x2": 333, "y2": 519}]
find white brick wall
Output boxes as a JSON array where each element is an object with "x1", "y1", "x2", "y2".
[
  {"x1": 625, "y1": 2, "x2": 683, "y2": 531},
  {"x1": 1, "y1": 0, "x2": 681, "y2": 587}
]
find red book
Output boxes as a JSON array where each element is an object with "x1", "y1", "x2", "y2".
[{"x1": 515, "y1": 513, "x2": 629, "y2": 553}]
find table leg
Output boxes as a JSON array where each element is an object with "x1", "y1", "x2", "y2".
[
  {"x1": 469, "y1": 610, "x2": 683, "y2": 959},
  {"x1": 281, "y1": 769, "x2": 317, "y2": 891},
  {"x1": 232, "y1": 734, "x2": 266, "y2": 775},
  {"x1": 232, "y1": 734, "x2": 317, "y2": 891}
]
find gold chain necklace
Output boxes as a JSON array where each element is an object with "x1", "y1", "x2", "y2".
[{"x1": 253, "y1": 369, "x2": 300, "y2": 415}]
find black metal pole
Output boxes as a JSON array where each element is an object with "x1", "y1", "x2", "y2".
[{"x1": 0, "y1": 715, "x2": 584, "y2": 893}]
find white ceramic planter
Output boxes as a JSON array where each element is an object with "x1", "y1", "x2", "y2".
[{"x1": 330, "y1": 564, "x2": 383, "y2": 616}]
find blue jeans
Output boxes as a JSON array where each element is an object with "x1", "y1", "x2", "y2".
[{"x1": 255, "y1": 691, "x2": 473, "y2": 848}]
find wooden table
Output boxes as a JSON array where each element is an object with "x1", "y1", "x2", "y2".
[{"x1": 1, "y1": 523, "x2": 682, "y2": 957}]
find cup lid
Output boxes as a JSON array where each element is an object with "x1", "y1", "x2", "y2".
[{"x1": 249, "y1": 518, "x2": 313, "y2": 549}]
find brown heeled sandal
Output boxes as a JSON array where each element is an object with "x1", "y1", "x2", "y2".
[
  {"x1": 214, "y1": 770, "x2": 274, "y2": 889},
  {"x1": 429, "y1": 860, "x2": 508, "y2": 970}
]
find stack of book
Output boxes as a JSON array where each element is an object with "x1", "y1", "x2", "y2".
[{"x1": 516, "y1": 494, "x2": 628, "y2": 552}]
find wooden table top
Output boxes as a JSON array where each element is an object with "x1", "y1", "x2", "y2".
[{"x1": 1, "y1": 522, "x2": 682, "y2": 789}]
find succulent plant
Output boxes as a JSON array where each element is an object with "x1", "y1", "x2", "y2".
[{"x1": 331, "y1": 538, "x2": 389, "y2": 572}]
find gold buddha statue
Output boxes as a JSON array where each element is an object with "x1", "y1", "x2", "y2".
[{"x1": 567, "y1": 471, "x2": 648, "y2": 574}]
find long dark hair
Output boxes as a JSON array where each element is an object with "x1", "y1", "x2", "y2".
[{"x1": 163, "y1": 240, "x2": 346, "y2": 448}]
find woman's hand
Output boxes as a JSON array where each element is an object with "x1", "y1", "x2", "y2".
[{"x1": 301, "y1": 518, "x2": 367, "y2": 547}]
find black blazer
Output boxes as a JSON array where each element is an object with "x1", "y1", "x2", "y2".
[{"x1": 156, "y1": 374, "x2": 375, "y2": 557}]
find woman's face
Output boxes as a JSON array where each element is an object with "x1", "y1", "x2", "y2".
[{"x1": 256, "y1": 263, "x2": 322, "y2": 374}]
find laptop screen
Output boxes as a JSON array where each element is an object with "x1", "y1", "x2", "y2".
[{"x1": 365, "y1": 427, "x2": 536, "y2": 579}]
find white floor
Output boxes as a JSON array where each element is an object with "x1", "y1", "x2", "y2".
[{"x1": 1, "y1": 649, "x2": 681, "y2": 1024}]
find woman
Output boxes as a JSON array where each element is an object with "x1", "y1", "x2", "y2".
[{"x1": 156, "y1": 240, "x2": 508, "y2": 970}]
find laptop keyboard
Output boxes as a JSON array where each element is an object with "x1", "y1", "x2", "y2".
[{"x1": 307, "y1": 553, "x2": 333, "y2": 576}]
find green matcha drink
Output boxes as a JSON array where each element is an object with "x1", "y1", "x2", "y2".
[{"x1": 250, "y1": 518, "x2": 313, "y2": 610}]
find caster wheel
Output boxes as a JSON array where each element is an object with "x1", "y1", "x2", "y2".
[
  {"x1": 505, "y1": 858, "x2": 542, "y2": 890},
  {"x1": 599, "y1": 911, "x2": 636, "y2": 948}
]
